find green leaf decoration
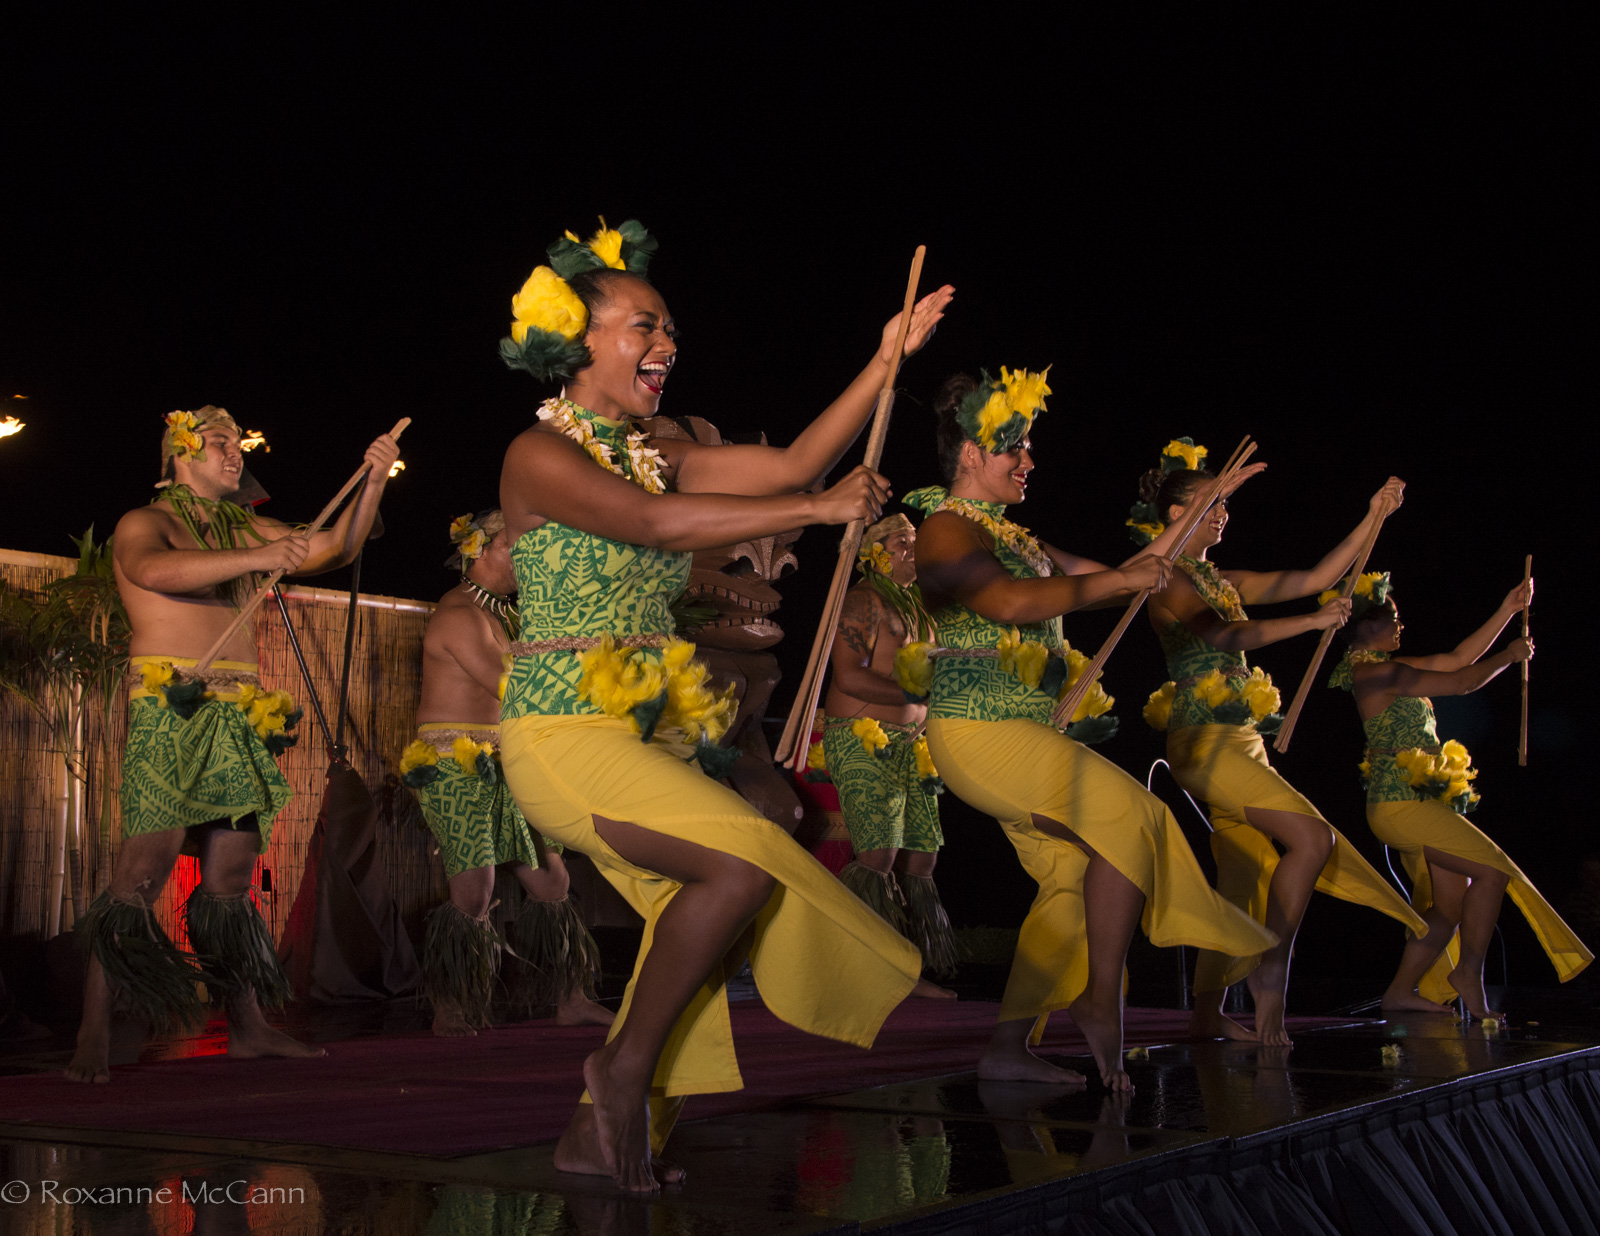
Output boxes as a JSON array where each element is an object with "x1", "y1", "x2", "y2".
[
  {"x1": 616, "y1": 219, "x2": 658, "y2": 274},
  {"x1": 1039, "y1": 654, "x2": 1068, "y2": 700},
  {"x1": 546, "y1": 235, "x2": 608, "y2": 280},
  {"x1": 1065, "y1": 714, "x2": 1119, "y2": 745},
  {"x1": 283, "y1": 706, "x2": 304, "y2": 732},
  {"x1": 1211, "y1": 700, "x2": 1253, "y2": 726},
  {"x1": 499, "y1": 330, "x2": 591, "y2": 384},
  {"x1": 902, "y1": 688, "x2": 929, "y2": 704},
  {"x1": 694, "y1": 737, "x2": 741, "y2": 780},
  {"x1": 1452, "y1": 792, "x2": 1479, "y2": 815},
  {"x1": 263, "y1": 730, "x2": 299, "y2": 758},
  {"x1": 919, "y1": 776, "x2": 946, "y2": 796},
  {"x1": 631, "y1": 691, "x2": 669, "y2": 744},
  {"x1": 475, "y1": 750, "x2": 499, "y2": 786},
  {"x1": 668, "y1": 590, "x2": 720, "y2": 631},
  {"x1": 1254, "y1": 711, "x2": 1284, "y2": 736},
  {"x1": 1128, "y1": 500, "x2": 1161, "y2": 525},
  {"x1": 402, "y1": 764, "x2": 440, "y2": 790},
  {"x1": 163, "y1": 677, "x2": 209, "y2": 720}
]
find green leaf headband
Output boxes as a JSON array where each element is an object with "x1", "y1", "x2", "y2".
[
  {"x1": 1126, "y1": 436, "x2": 1209, "y2": 546},
  {"x1": 499, "y1": 217, "x2": 658, "y2": 383},
  {"x1": 956, "y1": 366, "x2": 1050, "y2": 455}
]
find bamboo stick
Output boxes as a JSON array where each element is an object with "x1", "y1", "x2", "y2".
[
  {"x1": 1518, "y1": 554, "x2": 1531, "y2": 766},
  {"x1": 195, "y1": 419, "x2": 410, "y2": 672},
  {"x1": 1272, "y1": 497, "x2": 1393, "y2": 753},
  {"x1": 1049, "y1": 437, "x2": 1255, "y2": 730},
  {"x1": 774, "y1": 248, "x2": 926, "y2": 767}
]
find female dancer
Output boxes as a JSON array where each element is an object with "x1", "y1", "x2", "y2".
[
  {"x1": 1335, "y1": 573, "x2": 1591, "y2": 1018},
  {"x1": 495, "y1": 219, "x2": 953, "y2": 1192},
  {"x1": 910, "y1": 370, "x2": 1277, "y2": 1092},
  {"x1": 1137, "y1": 456, "x2": 1425, "y2": 1045}
]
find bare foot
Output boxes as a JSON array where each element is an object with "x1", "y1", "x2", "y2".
[
  {"x1": 1190, "y1": 1004, "x2": 1260, "y2": 1042},
  {"x1": 227, "y1": 1021, "x2": 326, "y2": 1060},
  {"x1": 560, "y1": 1044, "x2": 655, "y2": 1193},
  {"x1": 1380, "y1": 989, "x2": 1457, "y2": 1015},
  {"x1": 652, "y1": 1157, "x2": 686, "y2": 1185},
  {"x1": 977, "y1": 1039, "x2": 1086, "y2": 1085},
  {"x1": 555, "y1": 990, "x2": 616, "y2": 1027},
  {"x1": 1068, "y1": 993, "x2": 1131, "y2": 1092},
  {"x1": 432, "y1": 1003, "x2": 478, "y2": 1037},
  {"x1": 65, "y1": 1033, "x2": 111, "y2": 1084},
  {"x1": 912, "y1": 978, "x2": 958, "y2": 1000},
  {"x1": 1246, "y1": 966, "x2": 1293, "y2": 1047},
  {"x1": 1447, "y1": 966, "x2": 1502, "y2": 1021}
]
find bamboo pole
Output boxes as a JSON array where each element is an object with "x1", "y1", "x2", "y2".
[
  {"x1": 1518, "y1": 554, "x2": 1532, "y2": 766},
  {"x1": 195, "y1": 419, "x2": 409, "y2": 673},
  {"x1": 1049, "y1": 438, "x2": 1255, "y2": 730},
  {"x1": 1272, "y1": 498, "x2": 1394, "y2": 753},
  {"x1": 773, "y1": 248, "x2": 926, "y2": 767}
]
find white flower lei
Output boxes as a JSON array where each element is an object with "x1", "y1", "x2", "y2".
[
  {"x1": 937, "y1": 497, "x2": 1053, "y2": 578},
  {"x1": 537, "y1": 398, "x2": 666, "y2": 495}
]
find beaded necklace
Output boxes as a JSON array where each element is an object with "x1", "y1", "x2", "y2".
[
  {"x1": 537, "y1": 398, "x2": 666, "y2": 494},
  {"x1": 461, "y1": 577, "x2": 520, "y2": 641}
]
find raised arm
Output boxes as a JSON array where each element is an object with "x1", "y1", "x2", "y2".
[
  {"x1": 500, "y1": 429, "x2": 888, "y2": 552},
  {"x1": 113, "y1": 506, "x2": 308, "y2": 594},
  {"x1": 1357, "y1": 638, "x2": 1532, "y2": 705},
  {"x1": 1402, "y1": 579, "x2": 1532, "y2": 673},
  {"x1": 828, "y1": 590, "x2": 908, "y2": 706},
  {"x1": 1233, "y1": 478, "x2": 1403, "y2": 605},
  {"x1": 1151, "y1": 569, "x2": 1350, "y2": 652},
  {"x1": 666, "y1": 287, "x2": 954, "y2": 495},
  {"x1": 917, "y1": 513, "x2": 1169, "y2": 627}
]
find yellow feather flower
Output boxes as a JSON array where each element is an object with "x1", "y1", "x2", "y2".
[
  {"x1": 806, "y1": 739, "x2": 828, "y2": 773},
  {"x1": 894, "y1": 642, "x2": 935, "y2": 698},
  {"x1": 851, "y1": 717, "x2": 890, "y2": 755},
  {"x1": 1237, "y1": 667, "x2": 1281, "y2": 722},
  {"x1": 997, "y1": 627, "x2": 1049, "y2": 690},
  {"x1": 399, "y1": 740, "x2": 439, "y2": 776},
  {"x1": 975, "y1": 388, "x2": 1014, "y2": 450},
  {"x1": 1162, "y1": 439, "x2": 1208, "y2": 471},
  {"x1": 1144, "y1": 681, "x2": 1176, "y2": 731},
  {"x1": 140, "y1": 661, "x2": 175, "y2": 692},
  {"x1": 660, "y1": 640, "x2": 738, "y2": 745},
  {"x1": 1126, "y1": 519, "x2": 1166, "y2": 541},
  {"x1": 999, "y1": 365, "x2": 1051, "y2": 415},
  {"x1": 858, "y1": 541, "x2": 894, "y2": 576},
  {"x1": 913, "y1": 736, "x2": 939, "y2": 781},
  {"x1": 449, "y1": 514, "x2": 475, "y2": 542},
  {"x1": 1194, "y1": 669, "x2": 1237, "y2": 710},
  {"x1": 586, "y1": 219, "x2": 626, "y2": 269},
  {"x1": 576, "y1": 634, "x2": 668, "y2": 732},
  {"x1": 1320, "y1": 571, "x2": 1387, "y2": 607},
  {"x1": 1358, "y1": 758, "x2": 1371, "y2": 781},
  {"x1": 510, "y1": 265, "x2": 588, "y2": 344},
  {"x1": 453, "y1": 735, "x2": 494, "y2": 775},
  {"x1": 1061, "y1": 646, "x2": 1114, "y2": 721}
]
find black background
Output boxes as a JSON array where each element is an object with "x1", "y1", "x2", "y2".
[{"x1": 3, "y1": 12, "x2": 1591, "y2": 1008}]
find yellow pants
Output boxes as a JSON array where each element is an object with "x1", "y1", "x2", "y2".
[
  {"x1": 501, "y1": 715, "x2": 922, "y2": 1135},
  {"x1": 1168, "y1": 725, "x2": 1427, "y2": 991},
  {"x1": 926, "y1": 717, "x2": 1278, "y2": 1026},
  {"x1": 1367, "y1": 798, "x2": 1593, "y2": 1003}
]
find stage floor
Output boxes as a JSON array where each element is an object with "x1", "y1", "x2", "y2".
[{"x1": 0, "y1": 988, "x2": 1596, "y2": 1235}]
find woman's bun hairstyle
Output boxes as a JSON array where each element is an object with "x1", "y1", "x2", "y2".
[{"x1": 933, "y1": 373, "x2": 979, "y2": 483}]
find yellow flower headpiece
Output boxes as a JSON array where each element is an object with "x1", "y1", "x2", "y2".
[
  {"x1": 1126, "y1": 435, "x2": 1210, "y2": 546},
  {"x1": 499, "y1": 217, "x2": 658, "y2": 383},
  {"x1": 1319, "y1": 570, "x2": 1393, "y2": 619},
  {"x1": 445, "y1": 509, "x2": 505, "y2": 570},
  {"x1": 956, "y1": 366, "x2": 1051, "y2": 454}
]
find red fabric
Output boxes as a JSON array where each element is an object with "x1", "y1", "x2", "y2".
[{"x1": 0, "y1": 1002, "x2": 1358, "y2": 1156}]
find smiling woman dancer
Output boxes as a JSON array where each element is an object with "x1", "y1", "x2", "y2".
[
  {"x1": 495, "y1": 219, "x2": 953, "y2": 1193},
  {"x1": 1332, "y1": 572, "x2": 1591, "y2": 1019},
  {"x1": 908, "y1": 371, "x2": 1277, "y2": 1092},
  {"x1": 1134, "y1": 450, "x2": 1425, "y2": 1046}
]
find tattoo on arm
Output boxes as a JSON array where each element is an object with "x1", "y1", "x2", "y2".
[{"x1": 838, "y1": 590, "x2": 880, "y2": 660}]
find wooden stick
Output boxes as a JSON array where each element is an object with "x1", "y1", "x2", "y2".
[
  {"x1": 774, "y1": 248, "x2": 926, "y2": 767},
  {"x1": 194, "y1": 418, "x2": 410, "y2": 673},
  {"x1": 1049, "y1": 437, "x2": 1255, "y2": 730},
  {"x1": 1518, "y1": 554, "x2": 1532, "y2": 766},
  {"x1": 1272, "y1": 497, "x2": 1392, "y2": 753}
]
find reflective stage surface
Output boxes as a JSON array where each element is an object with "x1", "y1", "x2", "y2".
[{"x1": 0, "y1": 991, "x2": 1596, "y2": 1235}]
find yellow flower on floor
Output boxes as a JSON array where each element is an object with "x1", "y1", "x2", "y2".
[
  {"x1": 140, "y1": 660, "x2": 175, "y2": 692},
  {"x1": 894, "y1": 642, "x2": 935, "y2": 698},
  {"x1": 1237, "y1": 667, "x2": 1281, "y2": 722},
  {"x1": 1162, "y1": 439, "x2": 1207, "y2": 471},
  {"x1": 510, "y1": 266, "x2": 588, "y2": 344},
  {"x1": 913, "y1": 736, "x2": 938, "y2": 781},
  {"x1": 1144, "y1": 681, "x2": 1176, "y2": 731},
  {"x1": 851, "y1": 717, "x2": 890, "y2": 755},
  {"x1": 453, "y1": 735, "x2": 495, "y2": 774},
  {"x1": 400, "y1": 740, "x2": 439, "y2": 776}
]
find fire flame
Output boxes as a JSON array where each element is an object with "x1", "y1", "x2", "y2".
[
  {"x1": 388, "y1": 459, "x2": 406, "y2": 478},
  {"x1": 0, "y1": 416, "x2": 24, "y2": 440},
  {"x1": 239, "y1": 429, "x2": 269, "y2": 452}
]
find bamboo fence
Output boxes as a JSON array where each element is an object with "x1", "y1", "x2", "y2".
[{"x1": 0, "y1": 548, "x2": 445, "y2": 949}]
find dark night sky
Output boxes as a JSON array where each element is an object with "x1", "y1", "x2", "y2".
[{"x1": 4, "y1": 13, "x2": 1591, "y2": 1002}]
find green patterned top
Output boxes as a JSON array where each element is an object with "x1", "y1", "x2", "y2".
[
  {"x1": 927, "y1": 498, "x2": 1062, "y2": 724},
  {"x1": 503, "y1": 408, "x2": 689, "y2": 719},
  {"x1": 1359, "y1": 681, "x2": 1443, "y2": 805},
  {"x1": 1159, "y1": 556, "x2": 1250, "y2": 731}
]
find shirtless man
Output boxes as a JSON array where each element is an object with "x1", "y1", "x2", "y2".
[
  {"x1": 408, "y1": 510, "x2": 612, "y2": 1035},
  {"x1": 821, "y1": 514, "x2": 956, "y2": 999},
  {"x1": 67, "y1": 406, "x2": 399, "y2": 1084}
]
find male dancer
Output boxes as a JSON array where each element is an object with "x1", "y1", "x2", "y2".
[
  {"x1": 409, "y1": 510, "x2": 611, "y2": 1034},
  {"x1": 821, "y1": 514, "x2": 956, "y2": 998},
  {"x1": 67, "y1": 406, "x2": 398, "y2": 1083}
]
